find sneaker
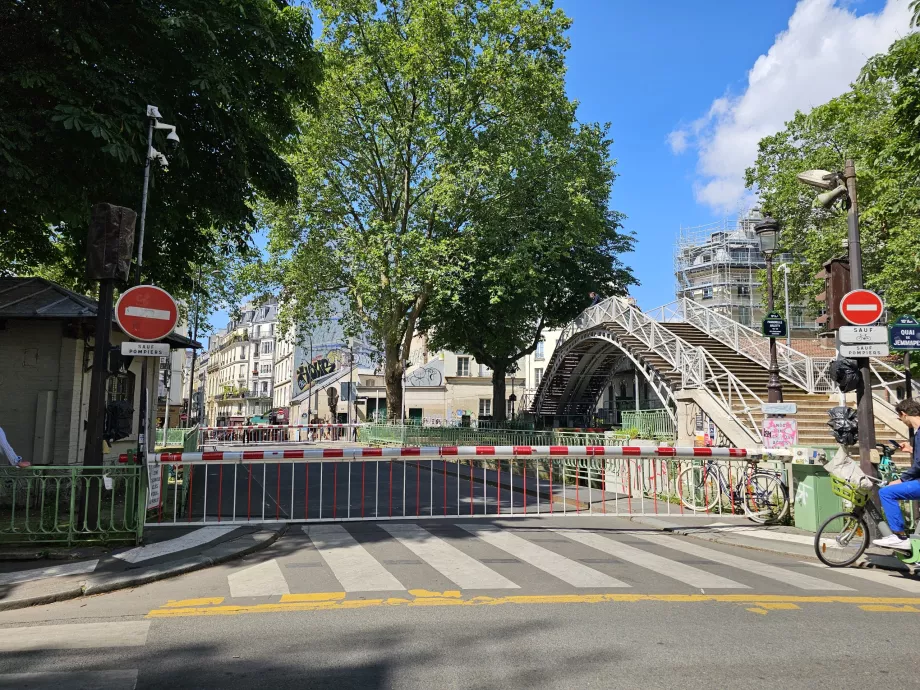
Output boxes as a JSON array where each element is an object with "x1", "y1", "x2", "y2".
[{"x1": 873, "y1": 534, "x2": 912, "y2": 550}]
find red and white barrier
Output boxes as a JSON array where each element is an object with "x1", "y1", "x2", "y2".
[{"x1": 147, "y1": 445, "x2": 763, "y2": 465}]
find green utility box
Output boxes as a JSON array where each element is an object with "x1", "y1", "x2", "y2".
[{"x1": 792, "y1": 462, "x2": 844, "y2": 532}]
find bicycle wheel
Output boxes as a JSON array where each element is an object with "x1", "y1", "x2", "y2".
[
  {"x1": 678, "y1": 465, "x2": 720, "y2": 511},
  {"x1": 742, "y1": 472, "x2": 789, "y2": 525},
  {"x1": 814, "y1": 511, "x2": 870, "y2": 567}
]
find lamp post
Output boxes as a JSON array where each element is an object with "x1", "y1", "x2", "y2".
[
  {"x1": 755, "y1": 215, "x2": 783, "y2": 403},
  {"x1": 135, "y1": 105, "x2": 179, "y2": 461},
  {"x1": 778, "y1": 263, "x2": 792, "y2": 348},
  {"x1": 797, "y1": 163, "x2": 877, "y2": 476}
]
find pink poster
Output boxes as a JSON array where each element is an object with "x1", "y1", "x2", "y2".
[{"x1": 763, "y1": 418, "x2": 798, "y2": 449}]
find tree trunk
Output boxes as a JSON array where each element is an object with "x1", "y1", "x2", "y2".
[
  {"x1": 384, "y1": 345, "x2": 404, "y2": 423},
  {"x1": 491, "y1": 363, "x2": 508, "y2": 424}
]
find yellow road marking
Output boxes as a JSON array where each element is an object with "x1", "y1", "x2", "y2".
[
  {"x1": 162, "y1": 597, "x2": 225, "y2": 608},
  {"x1": 147, "y1": 591, "x2": 920, "y2": 618},
  {"x1": 746, "y1": 607, "x2": 768, "y2": 615}
]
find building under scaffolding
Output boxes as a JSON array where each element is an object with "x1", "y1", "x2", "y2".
[{"x1": 675, "y1": 210, "x2": 817, "y2": 330}]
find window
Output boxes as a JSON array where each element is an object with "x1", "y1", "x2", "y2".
[
  {"x1": 535, "y1": 341, "x2": 545, "y2": 360},
  {"x1": 255, "y1": 325, "x2": 261, "y2": 338},
  {"x1": 702, "y1": 286, "x2": 713, "y2": 300},
  {"x1": 457, "y1": 357, "x2": 470, "y2": 377},
  {"x1": 240, "y1": 348, "x2": 247, "y2": 360},
  {"x1": 535, "y1": 368, "x2": 543, "y2": 385},
  {"x1": 260, "y1": 364, "x2": 272, "y2": 374},
  {"x1": 479, "y1": 398, "x2": 492, "y2": 416},
  {"x1": 738, "y1": 306, "x2": 752, "y2": 327},
  {"x1": 737, "y1": 284, "x2": 750, "y2": 297},
  {"x1": 261, "y1": 381, "x2": 268, "y2": 395},
  {"x1": 262, "y1": 340, "x2": 273, "y2": 355},
  {"x1": 478, "y1": 363, "x2": 489, "y2": 377},
  {"x1": 253, "y1": 342, "x2": 260, "y2": 357}
]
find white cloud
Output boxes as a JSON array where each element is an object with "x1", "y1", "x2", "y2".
[{"x1": 672, "y1": 0, "x2": 912, "y2": 214}]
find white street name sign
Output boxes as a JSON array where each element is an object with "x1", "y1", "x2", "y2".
[
  {"x1": 838, "y1": 342, "x2": 889, "y2": 357},
  {"x1": 761, "y1": 403, "x2": 797, "y2": 415},
  {"x1": 122, "y1": 341, "x2": 170, "y2": 357},
  {"x1": 838, "y1": 326, "x2": 888, "y2": 344}
]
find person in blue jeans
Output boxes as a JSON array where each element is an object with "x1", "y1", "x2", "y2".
[{"x1": 873, "y1": 399, "x2": 920, "y2": 550}]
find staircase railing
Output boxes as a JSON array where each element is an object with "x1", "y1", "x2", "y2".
[
  {"x1": 553, "y1": 297, "x2": 765, "y2": 441},
  {"x1": 646, "y1": 297, "x2": 919, "y2": 399}
]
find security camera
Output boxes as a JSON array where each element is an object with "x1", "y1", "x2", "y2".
[
  {"x1": 149, "y1": 147, "x2": 169, "y2": 168},
  {"x1": 165, "y1": 129, "x2": 180, "y2": 149}
]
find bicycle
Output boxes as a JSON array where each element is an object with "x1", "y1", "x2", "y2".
[
  {"x1": 814, "y1": 441, "x2": 915, "y2": 567},
  {"x1": 677, "y1": 458, "x2": 789, "y2": 524}
]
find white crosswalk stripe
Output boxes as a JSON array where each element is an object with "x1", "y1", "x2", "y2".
[
  {"x1": 0, "y1": 670, "x2": 138, "y2": 689},
  {"x1": 304, "y1": 524, "x2": 405, "y2": 591},
  {"x1": 554, "y1": 529, "x2": 749, "y2": 589},
  {"x1": 0, "y1": 621, "x2": 150, "y2": 652},
  {"x1": 380, "y1": 524, "x2": 519, "y2": 589},
  {"x1": 803, "y1": 561, "x2": 920, "y2": 592},
  {"x1": 629, "y1": 533, "x2": 853, "y2": 591},
  {"x1": 457, "y1": 524, "x2": 629, "y2": 588},
  {"x1": 228, "y1": 558, "x2": 290, "y2": 597}
]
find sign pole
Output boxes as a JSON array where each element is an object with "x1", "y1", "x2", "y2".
[{"x1": 842, "y1": 160, "x2": 877, "y2": 478}]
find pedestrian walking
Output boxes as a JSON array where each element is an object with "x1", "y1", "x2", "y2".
[{"x1": 589, "y1": 291, "x2": 601, "y2": 306}]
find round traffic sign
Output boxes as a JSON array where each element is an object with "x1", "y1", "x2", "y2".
[
  {"x1": 115, "y1": 285, "x2": 179, "y2": 342},
  {"x1": 839, "y1": 289, "x2": 884, "y2": 326}
]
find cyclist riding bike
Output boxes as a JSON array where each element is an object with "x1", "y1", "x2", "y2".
[{"x1": 872, "y1": 399, "x2": 920, "y2": 550}]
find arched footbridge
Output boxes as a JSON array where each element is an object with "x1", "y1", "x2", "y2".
[{"x1": 529, "y1": 297, "x2": 914, "y2": 447}]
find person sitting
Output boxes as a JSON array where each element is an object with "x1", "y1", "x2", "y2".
[
  {"x1": 873, "y1": 399, "x2": 920, "y2": 550},
  {"x1": 0, "y1": 425, "x2": 31, "y2": 468}
]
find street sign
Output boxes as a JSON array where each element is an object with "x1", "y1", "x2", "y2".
[
  {"x1": 838, "y1": 325, "x2": 888, "y2": 344},
  {"x1": 146, "y1": 456, "x2": 161, "y2": 510},
  {"x1": 890, "y1": 315, "x2": 920, "y2": 351},
  {"x1": 762, "y1": 402, "x2": 797, "y2": 415},
  {"x1": 837, "y1": 342, "x2": 889, "y2": 357},
  {"x1": 839, "y1": 289, "x2": 884, "y2": 326},
  {"x1": 761, "y1": 311, "x2": 787, "y2": 338},
  {"x1": 121, "y1": 341, "x2": 170, "y2": 357},
  {"x1": 115, "y1": 285, "x2": 178, "y2": 342}
]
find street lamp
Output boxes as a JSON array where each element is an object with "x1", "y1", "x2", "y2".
[
  {"x1": 755, "y1": 215, "x2": 783, "y2": 403},
  {"x1": 136, "y1": 105, "x2": 179, "y2": 459},
  {"x1": 797, "y1": 162, "x2": 878, "y2": 478}
]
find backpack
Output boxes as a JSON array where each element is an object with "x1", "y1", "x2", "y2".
[{"x1": 104, "y1": 400, "x2": 134, "y2": 443}]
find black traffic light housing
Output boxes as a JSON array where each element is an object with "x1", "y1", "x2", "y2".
[{"x1": 815, "y1": 258, "x2": 851, "y2": 331}]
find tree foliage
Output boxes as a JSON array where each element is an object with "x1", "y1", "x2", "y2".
[
  {"x1": 745, "y1": 32, "x2": 920, "y2": 327},
  {"x1": 259, "y1": 0, "x2": 581, "y2": 419},
  {"x1": 0, "y1": 0, "x2": 322, "y2": 311},
  {"x1": 419, "y1": 122, "x2": 636, "y2": 421}
]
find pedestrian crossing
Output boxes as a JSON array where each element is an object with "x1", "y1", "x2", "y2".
[{"x1": 216, "y1": 523, "x2": 897, "y2": 598}]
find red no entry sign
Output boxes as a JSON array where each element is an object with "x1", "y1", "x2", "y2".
[
  {"x1": 115, "y1": 285, "x2": 178, "y2": 342},
  {"x1": 839, "y1": 289, "x2": 884, "y2": 326}
]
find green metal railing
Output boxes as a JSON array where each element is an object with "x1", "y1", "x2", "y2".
[
  {"x1": 357, "y1": 424, "x2": 630, "y2": 448},
  {"x1": 155, "y1": 427, "x2": 193, "y2": 446},
  {"x1": 620, "y1": 409, "x2": 676, "y2": 441},
  {"x1": 0, "y1": 465, "x2": 144, "y2": 545}
]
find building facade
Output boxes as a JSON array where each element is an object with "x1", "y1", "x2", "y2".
[{"x1": 203, "y1": 300, "x2": 279, "y2": 426}]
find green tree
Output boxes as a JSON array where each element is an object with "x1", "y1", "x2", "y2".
[
  {"x1": 419, "y1": 123, "x2": 636, "y2": 422},
  {"x1": 259, "y1": 0, "x2": 578, "y2": 419},
  {"x1": 0, "y1": 0, "x2": 322, "y2": 303},
  {"x1": 745, "y1": 33, "x2": 920, "y2": 327}
]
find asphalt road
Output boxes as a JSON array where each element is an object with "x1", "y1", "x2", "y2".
[{"x1": 2, "y1": 516, "x2": 920, "y2": 689}]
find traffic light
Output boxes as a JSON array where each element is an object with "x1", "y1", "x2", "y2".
[{"x1": 815, "y1": 258, "x2": 851, "y2": 331}]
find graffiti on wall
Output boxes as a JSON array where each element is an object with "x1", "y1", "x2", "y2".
[
  {"x1": 408, "y1": 364, "x2": 443, "y2": 387},
  {"x1": 295, "y1": 348, "x2": 349, "y2": 394}
]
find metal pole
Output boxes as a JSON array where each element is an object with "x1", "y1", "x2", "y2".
[
  {"x1": 843, "y1": 159, "x2": 877, "y2": 474},
  {"x1": 307, "y1": 335, "x2": 312, "y2": 436},
  {"x1": 187, "y1": 265, "x2": 201, "y2": 422},
  {"x1": 782, "y1": 264, "x2": 791, "y2": 348},
  {"x1": 136, "y1": 111, "x2": 155, "y2": 467},
  {"x1": 633, "y1": 370, "x2": 639, "y2": 412},
  {"x1": 163, "y1": 363, "x2": 170, "y2": 441},
  {"x1": 83, "y1": 280, "x2": 115, "y2": 466},
  {"x1": 348, "y1": 341, "x2": 354, "y2": 431},
  {"x1": 766, "y1": 255, "x2": 783, "y2": 403},
  {"x1": 401, "y1": 360, "x2": 406, "y2": 426},
  {"x1": 907, "y1": 353, "x2": 915, "y2": 443}
]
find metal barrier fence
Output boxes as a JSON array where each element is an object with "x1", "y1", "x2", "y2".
[
  {"x1": 0, "y1": 465, "x2": 144, "y2": 545},
  {"x1": 357, "y1": 424, "x2": 629, "y2": 448},
  {"x1": 620, "y1": 410, "x2": 676, "y2": 442},
  {"x1": 200, "y1": 424, "x2": 362, "y2": 446},
  {"x1": 155, "y1": 427, "x2": 193, "y2": 446},
  {"x1": 143, "y1": 446, "x2": 788, "y2": 526}
]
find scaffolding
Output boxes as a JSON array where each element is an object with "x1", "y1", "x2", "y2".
[
  {"x1": 674, "y1": 211, "x2": 817, "y2": 330},
  {"x1": 676, "y1": 211, "x2": 771, "y2": 328}
]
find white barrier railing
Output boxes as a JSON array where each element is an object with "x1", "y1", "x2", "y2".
[
  {"x1": 200, "y1": 424, "x2": 365, "y2": 446},
  {"x1": 143, "y1": 445, "x2": 791, "y2": 526}
]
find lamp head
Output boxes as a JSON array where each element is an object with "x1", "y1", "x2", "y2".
[
  {"x1": 754, "y1": 216, "x2": 780, "y2": 258},
  {"x1": 796, "y1": 169, "x2": 839, "y2": 191}
]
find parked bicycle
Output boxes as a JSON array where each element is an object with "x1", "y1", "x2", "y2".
[
  {"x1": 677, "y1": 458, "x2": 789, "y2": 524},
  {"x1": 814, "y1": 441, "x2": 915, "y2": 567}
]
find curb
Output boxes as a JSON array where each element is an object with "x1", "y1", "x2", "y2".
[
  {"x1": 630, "y1": 517, "x2": 911, "y2": 572},
  {"x1": 0, "y1": 525, "x2": 287, "y2": 611}
]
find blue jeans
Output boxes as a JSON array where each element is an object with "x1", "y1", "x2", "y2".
[{"x1": 879, "y1": 480, "x2": 920, "y2": 534}]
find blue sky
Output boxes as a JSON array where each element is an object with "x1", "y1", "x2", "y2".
[
  {"x1": 558, "y1": 0, "x2": 902, "y2": 310},
  {"x1": 207, "y1": 0, "x2": 910, "y2": 337}
]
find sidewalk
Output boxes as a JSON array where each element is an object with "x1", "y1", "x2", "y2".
[
  {"x1": 629, "y1": 514, "x2": 909, "y2": 572},
  {"x1": 0, "y1": 524, "x2": 284, "y2": 611}
]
